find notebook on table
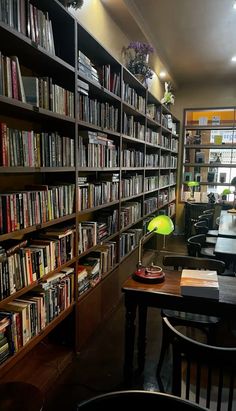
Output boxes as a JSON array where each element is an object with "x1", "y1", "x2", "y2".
[{"x1": 180, "y1": 269, "x2": 219, "y2": 299}]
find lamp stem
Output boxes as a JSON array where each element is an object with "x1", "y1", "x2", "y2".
[
  {"x1": 138, "y1": 229, "x2": 155, "y2": 268},
  {"x1": 163, "y1": 235, "x2": 166, "y2": 249}
]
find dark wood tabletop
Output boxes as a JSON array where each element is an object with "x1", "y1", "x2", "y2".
[
  {"x1": 218, "y1": 210, "x2": 236, "y2": 237},
  {"x1": 122, "y1": 270, "x2": 236, "y2": 384}
]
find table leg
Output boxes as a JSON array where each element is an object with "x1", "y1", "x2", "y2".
[
  {"x1": 137, "y1": 304, "x2": 147, "y2": 373},
  {"x1": 123, "y1": 296, "x2": 137, "y2": 386}
]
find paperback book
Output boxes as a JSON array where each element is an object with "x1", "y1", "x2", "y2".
[{"x1": 180, "y1": 269, "x2": 219, "y2": 299}]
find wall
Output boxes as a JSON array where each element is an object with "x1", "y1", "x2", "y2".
[{"x1": 69, "y1": 0, "x2": 164, "y2": 101}]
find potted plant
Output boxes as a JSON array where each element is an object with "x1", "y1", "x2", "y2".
[
  {"x1": 161, "y1": 82, "x2": 175, "y2": 107},
  {"x1": 124, "y1": 41, "x2": 154, "y2": 86}
]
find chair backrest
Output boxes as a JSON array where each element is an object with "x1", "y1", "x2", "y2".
[
  {"x1": 77, "y1": 390, "x2": 208, "y2": 410},
  {"x1": 202, "y1": 208, "x2": 214, "y2": 215},
  {"x1": 187, "y1": 234, "x2": 206, "y2": 257},
  {"x1": 194, "y1": 222, "x2": 209, "y2": 235},
  {"x1": 162, "y1": 255, "x2": 225, "y2": 274},
  {"x1": 162, "y1": 317, "x2": 236, "y2": 411},
  {"x1": 198, "y1": 213, "x2": 213, "y2": 229}
]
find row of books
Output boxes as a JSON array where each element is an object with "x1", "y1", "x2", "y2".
[
  {"x1": 0, "y1": 53, "x2": 74, "y2": 117},
  {"x1": 78, "y1": 241, "x2": 117, "y2": 296},
  {"x1": 0, "y1": 183, "x2": 75, "y2": 234},
  {"x1": 146, "y1": 153, "x2": 159, "y2": 167},
  {"x1": 0, "y1": 269, "x2": 74, "y2": 360},
  {"x1": 77, "y1": 181, "x2": 119, "y2": 211},
  {"x1": 123, "y1": 113, "x2": 145, "y2": 140},
  {"x1": 78, "y1": 50, "x2": 100, "y2": 85},
  {"x1": 122, "y1": 81, "x2": 145, "y2": 113},
  {"x1": 121, "y1": 174, "x2": 143, "y2": 198},
  {"x1": 0, "y1": 0, "x2": 55, "y2": 54},
  {"x1": 146, "y1": 128, "x2": 160, "y2": 145},
  {"x1": 147, "y1": 104, "x2": 161, "y2": 123},
  {"x1": 78, "y1": 94, "x2": 119, "y2": 131},
  {"x1": 120, "y1": 202, "x2": 142, "y2": 229},
  {"x1": 144, "y1": 175, "x2": 159, "y2": 191},
  {"x1": 120, "y1": 228, "x2": 143, "y2": 259},
  {"x1": 22, "y1": 75, "x2": 74, "y2": 117},
  {"x1": 122, "y1": 148, "x2": 144, "y2": 167},
  {"x1": 0, "y1": 228, "x2": 75, "y2": 300},
  {"x1": 99, "y1": 65, "x2": 120, "y2": 96},
  {"x1": 144, "y1": 197, "x2": 158, "y2": 215},
  {"x1": 78, "y1": 132, "x2": 118, "y2": 168},
  {"x1": 78, "y1": 51, "x2": 121, "y2": 96},
  {"x1": 0, "y1": 123, "x2": 75, "y2": 167},
  {"x1": 159, "y1": 154, "x2": 176, "y2": 168}
]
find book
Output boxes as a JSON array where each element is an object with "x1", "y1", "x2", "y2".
[{"x1": 180, "y1": 269, "x2": 219, "y2": 299}]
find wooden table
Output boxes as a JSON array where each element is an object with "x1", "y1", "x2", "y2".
[
  {"x1": 122, "y1": 271, "x2": 236, "y2": 384},
  {"x1": 218, "y1": 210, "x2": 236, "y2": 237},
  {"x1": 215, "y1": 236, "x2": 236, "y2": 270}
]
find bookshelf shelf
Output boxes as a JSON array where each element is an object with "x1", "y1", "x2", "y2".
[{"x1": 0, "y1": 0, "x2": 180, "y2": 383}]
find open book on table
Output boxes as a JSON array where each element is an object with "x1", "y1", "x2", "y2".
[{"x1": 180, "y1": 269, "x2": 219, "y2": 299}]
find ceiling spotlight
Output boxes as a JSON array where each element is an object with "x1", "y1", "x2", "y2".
[
  {"x1": 232, "y1": 56, "x2": 236, "y2": 62},
  {"x1": 159, "y1": 71, "x2": 166, "y2": 78}
]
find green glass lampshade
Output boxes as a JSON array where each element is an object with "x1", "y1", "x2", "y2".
[
  {"x1": 147, "y1": 215, "x2": 174, "y2": 235},
  {"x1": 185, "y1": 180, "x2": 199, "y2": 188}
]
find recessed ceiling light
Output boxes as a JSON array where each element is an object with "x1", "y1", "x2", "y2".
[
  {"x1": 232, "y1": 56, "x2": 236, "y2": 62},
  {"x1": 159, "y1": 71, "x2": 166, "y2": 78}
]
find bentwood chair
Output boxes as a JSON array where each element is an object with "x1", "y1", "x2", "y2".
[
  {"x1": 77, "y1": 390, "x2": 208, "y2": 411},
  {"x1": 193, "y1": 221, "x2": 218, "y2": 245},
  {"x1": 158, "y1": 317, "x2": 236, "y2": 411},
  {"x1": 156, "y1": 255, "x2": 226, "y2": 384},
  {"x1": 187, "y1": 234, "x2": 215, "y2": 258}
]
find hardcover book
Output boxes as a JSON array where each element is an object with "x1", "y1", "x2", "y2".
[{"x1": 180, "y1": 269, "x2": 219, "y2": 299}]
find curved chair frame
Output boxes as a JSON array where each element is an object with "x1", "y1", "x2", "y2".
[
  {"x1": 77, "y1": 390, "x2": 208, "y2": 411},
  {"x1": 157, "y1": 255, "x2": 226, "y2": 387},
  {"x1": 160, "y1": 317, "x2": 236, "y2": 411}
]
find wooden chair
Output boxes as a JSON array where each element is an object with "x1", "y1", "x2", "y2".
[
  {"x1": 187, "y1": 234, "x2": 215, "y2": 258},
  {"x1": 193, "y1": 221, "x2": 217, "y2": 245},
  {"x1": 159, "y1": 316, "x2": 236, "y2": 411},
  {"x1": 77, "y1": 390, "x2": 209, "y2": 411},
  {"x1": 156, "y1": 255, "x2": 226, "y2": 384}
]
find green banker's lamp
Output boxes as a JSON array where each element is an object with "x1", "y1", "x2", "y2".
[
  {"x1": 185, "y1": 180, "x2": 199, "y2": 202},
  {"x1": 132, "y1": 214, "x2": 174, "y2": 284}
]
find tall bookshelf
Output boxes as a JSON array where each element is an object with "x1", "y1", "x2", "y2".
[{"x1": 0, "y1": 0, "x2": 180, "y2": 386}]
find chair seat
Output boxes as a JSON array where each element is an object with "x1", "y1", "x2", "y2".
[
  {"x1": 207, "y1": 229, "x2": 219, "y2": 237},
  {"x1": 206, "y1": 236, "x2": 217, "y2": 245},
  {"x1": 162, "y1": 309, "x2": 220, "y2": 324},
  {"x1": 200, "y1": 247, "x2": 215, "y2": 258}
]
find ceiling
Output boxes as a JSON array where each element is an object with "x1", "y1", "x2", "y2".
[{"x1": 101, "y1": 0, "x2": 236, "y2": 86}]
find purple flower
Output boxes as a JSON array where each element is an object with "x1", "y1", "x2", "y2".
[{"x1": 127, "y1": 41, "x2": 154, "y2": 54}]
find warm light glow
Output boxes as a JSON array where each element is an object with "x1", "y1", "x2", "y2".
[
  {"x1": 231, "y1": 56, "x2": 236, "y2": 62},
  {"x1": 159, "y1": 71, "x2": 166, "y2": 78},
  {"x1": 147, "y1": 215, "x2": 174, "y2": 235}
]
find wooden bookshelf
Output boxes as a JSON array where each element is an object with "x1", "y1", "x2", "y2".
[{"x1": 0, "y1": 0, "x2": 180, "y2": 386}]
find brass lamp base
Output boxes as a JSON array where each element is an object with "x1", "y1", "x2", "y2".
[{"x1": 132, "y1": 265, "x2": 165, "y2": 284}]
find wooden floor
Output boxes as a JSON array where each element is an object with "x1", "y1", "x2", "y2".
[{"x1": 43, "y1": 234, "x2": 189, "y2": 410}]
